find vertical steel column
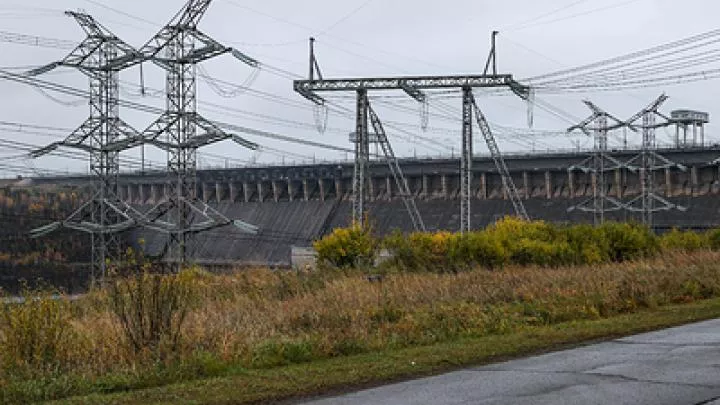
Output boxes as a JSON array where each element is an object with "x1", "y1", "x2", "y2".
[
  {"x1": 162, "y1": 28, "x2": 199, "y2": 269},
  {"x1": 593, "y1": 115, "x2": 608, "y2": 225},
  {"x1": 353, "y1": 89, "x2": 369, "y2": 226},
  {"x1": 98, "y1": 41, "x2": 121, "y2": 280},
  {"x1": 640, "y1": 111, "x2": 656, "y2": 227},
  {"x1": 460, "y1": 86, "x2": 473, "y2": 233}
]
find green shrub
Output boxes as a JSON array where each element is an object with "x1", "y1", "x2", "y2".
[
  {"x1": 251, "y1": 340, "x2": 316, "y2": 368},
  {"x1": 314, "y1": 224, "x2": 378, "y2": 268},
  {"x1": 705, "y1": 229, "x2": 720, "y2": 250},
  {"x1": 598, "y1": 222, "x2": 657, "y2": 262},
  {"x1": 108, "y1": 251, "x2": 195, "y2": 357},
  {"x1": 562, "y1": 224, "x2": 610, "y2": 265},
  {"x1": 660, "y1": 229, "x2": 709, "y2": 252},
  {"x1": 0, "y1": 288, "x2": 74, "y2": 377},
  {"x1": 448, "y1": 232, "x2": 507, "y2": 270},
  {"x1": 323, "y1": 218, "x2": 720, "y2": 273},
  {"x1": 383, "y1": 231, "x2": 453, "y2": 272}
]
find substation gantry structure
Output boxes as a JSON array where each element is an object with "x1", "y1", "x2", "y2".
[
  {"x1": 568, "y1": 95, "x2": 686, "y2": 228},
  {"x1": 25, "y1": 0, "x2": 260, "y2": 276},
  {"x1": 26, "y1": 11, "x2": 150, "y2": 281},
  {"x1": 295, "y1": 33, "x2": 530, "y2": 233}
]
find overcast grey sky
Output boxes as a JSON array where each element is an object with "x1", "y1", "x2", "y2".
[{"x1": 0, "y1": 0, "x2": 718, "y2": 177}]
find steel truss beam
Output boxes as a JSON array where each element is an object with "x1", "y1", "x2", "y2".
[
  {"x1": 295, "y1": 74, "x2": 524, "y2": 101},
  {"x1": 27, "y1": 11, "x2": 146, "y2": 282}
]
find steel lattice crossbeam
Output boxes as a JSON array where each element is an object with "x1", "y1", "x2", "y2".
[
  {"x1": 295, "y1": 74, "x2": 517, "y2": 92},
  {"x1": 295, "y1": 74, "x2": 528, "y2": 106}
]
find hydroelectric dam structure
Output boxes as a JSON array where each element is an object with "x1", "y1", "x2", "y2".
[
  {"x1": 2, "y1": 0, "x2": 720, "y2": 276},
  {"x1": 12, "y1": 145, "x2": 720, "y2": 267}
]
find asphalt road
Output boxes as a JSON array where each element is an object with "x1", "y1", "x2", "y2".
[{"x1": 301, "y1": 319, "x2": 720, "y2": 405}]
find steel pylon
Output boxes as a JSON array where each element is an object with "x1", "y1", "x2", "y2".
[
  {"x1": 624, "y1": 94, "x2": 687, "y2": 227},
  {"x1": 134, "y1": 0, "x2": 259, "y2": 269},
  {"x1": 27, "y1": 11, "x2": 147, "y2": 282},
  {"x1": 567, "y1": 101, "x2": 629, "y2": 225}
]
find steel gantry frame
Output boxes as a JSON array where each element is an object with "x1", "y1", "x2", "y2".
[
  {"x1": 294, "y1": 34, "x2": 529, "y2": 232},
  {"x1": 26, "y1": 11, "x2": 147, "y2": 281},
  {"x1": 133, "y1": 0, "x2": 259, "y2": 269}
]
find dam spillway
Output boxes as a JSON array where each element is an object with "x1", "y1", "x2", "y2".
[{"x1": 13, "y1": 146, "x2": 720, "y2": 267}]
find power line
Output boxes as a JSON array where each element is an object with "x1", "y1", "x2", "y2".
[
  {"x1": 503, "y1": 0, "x2": 592, "y2": 31},
  {"x1": 527, "y1": 26, "x2": 720, "y2": 83},
  {"x1": 511, "y1": 0, "x2": 643, "y2": 32}
]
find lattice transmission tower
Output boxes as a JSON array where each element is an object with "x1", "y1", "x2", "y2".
[
  {"x1": 624, "y1": 94, "x2": 687, "y2": 228},
  {"x1": 567, "y1": 101, "x2": 629, "y2": 225},
  {"x1": 27, "y1": 11, "x2": 148, "y2": 281},
  {"x1": 135, "y1": 0, "x2": 260, "y2": 268}
]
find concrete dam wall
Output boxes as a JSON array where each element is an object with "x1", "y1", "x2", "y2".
[{"x1": 26, "y1": 146, "x2": 720, "y2": 266}]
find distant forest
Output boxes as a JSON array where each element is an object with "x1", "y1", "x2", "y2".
[{"x1": 0, "y1": 186, "x2": 91, "y2": 293}]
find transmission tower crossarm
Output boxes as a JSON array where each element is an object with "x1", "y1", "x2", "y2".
[
  {"x1": 624, "y1": 93, "x2": 669, "y2": 128},
  {"x1": 25, "y1": 11, "x2": 144, "y2": 77},
  {"x1": 469, "y1": 91, "x2": 529, "y2": 220},
  {"x1": 399, "y1": 82, "x2": 426, "y2": 102},
  {"x1": 567, "y1": 114, "x2": 597, "y2": 136},
  {"x1": 25, "y1": 62, "x2": 63, "y2": 77},
  {"x1": 582, "y1": 100, "x2": 627, "y2": 130},
  {"x1": 30, "y1": 196, "x2": 146, "y2": 237},
  {"x1": 230, "y1": 48, "x2": 259, "y2": 67}
]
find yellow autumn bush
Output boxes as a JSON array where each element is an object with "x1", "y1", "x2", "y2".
[
  {"x1": 319, "y1": 218, "x2": 720, "y2": 272},
  {"x1": 313, "y1": 224, "x2": 378, "y2": 268}
]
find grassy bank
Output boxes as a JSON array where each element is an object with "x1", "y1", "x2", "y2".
[
  {"x1": 52, "y1": 297, "x2": 720, "y2": 405},
  {"x1": 2, "y1": 250, "x2": 720, "y2": 403}
]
